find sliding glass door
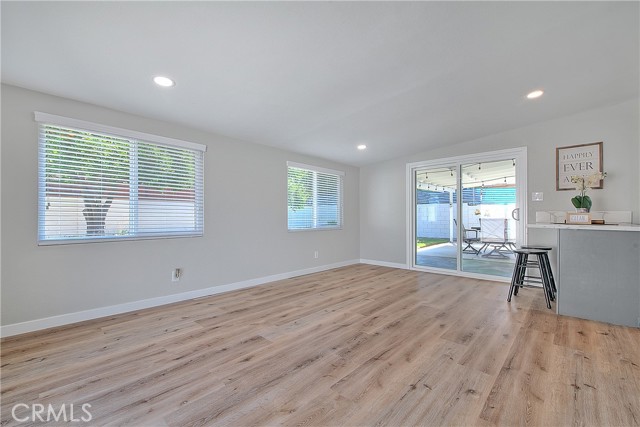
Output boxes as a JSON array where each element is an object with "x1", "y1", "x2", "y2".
[
  {"x1": 414, "y1": 165, "x2": 458, "y2": 271},
  {"x1": 459, "y1": 159, "x2": 519, "y2": 277},
  {"x1": 410, "y1": 148, "x2": 526, "y2": 280}
]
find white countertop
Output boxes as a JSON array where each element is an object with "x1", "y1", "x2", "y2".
[{"x1": 528, "y1": 223, "x2": 640, "y2": 232}]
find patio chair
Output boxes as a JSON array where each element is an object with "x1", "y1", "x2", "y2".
[
  {"x1": 454, "y1": 219, "x2": 481, "y2": 255},
  {"x1": 480, "y1": 218, "x2": 513, "y2": 258}
]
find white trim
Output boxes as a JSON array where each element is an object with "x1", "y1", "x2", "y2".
[
  {"x1": 0, "y1": 259, "x2": 359, "y2": 338},
  {"x1": 406, "y1": 147, "x2": 528, "y2": 275},
  {"x1": 410, "y1": 264, "x2": 512, "y2": 283},
  {"x1": 406, "y1": 147, "x2": 527, "y2": 170},
  {"x1": 286, "y1": 161, "x2": 345, "y2": 177},
  {"x1": 360, "y1": 258, "x2": 510, "y2": 284},
  {"x1": 360, "y1": 259, "x2": 409, "y2": 270},
  {"x1": 38, "y1": 233, "x2": 203, "y2": 246},
  {"x1": 515, "y1": 148, "x2": 528, "y2": 246},
  {"x1": 405, "y1": 162, "x2": 414, "y2": 275},
  {"x1": 34, "y1": 111, "x2": 207, "y2": 152}
]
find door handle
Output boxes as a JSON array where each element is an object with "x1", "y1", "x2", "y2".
[{"x1": 511, "y1": 208, "x2": 520, "y2": 221}]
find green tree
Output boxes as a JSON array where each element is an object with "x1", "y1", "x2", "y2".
[
  {"x1": 287, "y1": 168, "x2": 312, "y2": 211},
  {"x1": 44, "y1": 126, "x2": 196, "y2": 236}
]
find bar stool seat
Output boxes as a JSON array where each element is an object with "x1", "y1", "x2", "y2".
[{"x1": 508, "y1": 248, "x2": 555, "y2": 309}]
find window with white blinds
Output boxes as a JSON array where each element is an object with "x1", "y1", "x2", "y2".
[
  {"x1": 36, "y1": 112, "x2": 206, "y2": 244},
  {"x1": 287, "y1": 161, "x2": 344, "y2": 231}
]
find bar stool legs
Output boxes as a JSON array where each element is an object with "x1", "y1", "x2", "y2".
[
  {"x1": 522, "y1": 245, "x2": 557, "y2": 298},
  {"x1": 507, "y1": 248, "x2": 554, "y2": 309},
  {"x1": 508, "y1": 252, "x2": 524, "y2": 301}
]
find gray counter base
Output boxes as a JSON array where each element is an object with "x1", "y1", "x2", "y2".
[{"x1": 558, "y1": 229, "x2": 640, "y2": 327}]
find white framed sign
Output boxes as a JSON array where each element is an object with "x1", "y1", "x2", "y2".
[
  {"x1": 566, "y1": 212, "x2": 592, "y2": 225},
  {"x1": 556, "y1": 142, "x2": 603, "y2": 191}
]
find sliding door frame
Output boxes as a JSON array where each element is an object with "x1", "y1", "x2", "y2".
[{"x1": 406, "y1": 147, "x2": 528, "y2": 282}]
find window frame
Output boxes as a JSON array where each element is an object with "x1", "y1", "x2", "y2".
[
  {"x1": 286, "y1": 161, "x2": 344, "y2": 232},
  {"x1": 35, "y1": 112, "x2": 207, "y2": 245}
]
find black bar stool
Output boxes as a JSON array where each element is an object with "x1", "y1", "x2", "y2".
[
  {"x1": 507, "y1": 248, "x2": 554, "y2": 309},
  {"x1": 521, "y1": 245, "x2": 557, "y2": 297},
  {"x1": 512, "y1": 246, "x2": 556, "y2": 300}
]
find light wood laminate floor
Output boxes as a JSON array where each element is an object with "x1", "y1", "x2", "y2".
[{"x1": 2, "y1": 264, "x2": 639, "y2": 426}]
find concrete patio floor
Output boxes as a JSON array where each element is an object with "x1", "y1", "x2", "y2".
[{"x1": 416, "y1": 242, "x2": 515, "y2": 278}]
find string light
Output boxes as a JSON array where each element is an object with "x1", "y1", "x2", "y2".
[
  {"x1": 478, "y1": 163, "x2": 482, "y2": 170},
  {"x1": 512, "y1": 159, "x2": 516, "y2": 167}
]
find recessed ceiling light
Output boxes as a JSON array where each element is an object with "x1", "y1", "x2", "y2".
[
  {"x1": 153, "y1": 76, "x2": 175, "y2": 87},
  {"x1": 526, "y1": 89, "x2": 544, "y2": 99},
  {"x1": 357, "y1": 144, "x2": 367, "y2": 150}
]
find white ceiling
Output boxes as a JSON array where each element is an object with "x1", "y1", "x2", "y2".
[{"x1": 2, "y1": 2, "x2": 638, "y2": 167}]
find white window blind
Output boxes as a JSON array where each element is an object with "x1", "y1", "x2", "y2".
[
  {"x1": 287, "y1": 161, "x2": 344, "y2": 231},
  {"x1": 36, "y1": 113, "x2": 205, "y2": 244}
]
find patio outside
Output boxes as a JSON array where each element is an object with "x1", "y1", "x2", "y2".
[{"x1": 415, "y1": 185, "x2": 517, "y2": 278}]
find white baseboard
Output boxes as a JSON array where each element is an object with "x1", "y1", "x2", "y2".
[
  {"x1": 1, "y1": 259, "x2": 360, "y2": 338},
  {"x1": 360, "y1": 258, "x2": 409, "y2": 270}
]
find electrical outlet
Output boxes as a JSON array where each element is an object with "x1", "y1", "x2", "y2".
[
  {"x1": 172, "y1": 268, "x2": 182, "y2": 282},
  {"x1": 314, "y1": 250, "x2": 319, "y2": 259},
  {"x1": 532, "y1": 192, "x2": 543, "y2": 201}
]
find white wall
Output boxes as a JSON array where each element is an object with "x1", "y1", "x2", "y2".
[
  {"x1": 2, "y1": 85, "x2": 638, "y2": 328},
  {"x1": 1, "y1": 84, "x2": 360, "y2": 326},
  {"x1": 361, "y1": 99, "x2": 640, "y2": 264}
]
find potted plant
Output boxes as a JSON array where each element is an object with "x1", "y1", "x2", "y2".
[{"x1": 570, "y1": 172, "x2": 606, "y2": 212}]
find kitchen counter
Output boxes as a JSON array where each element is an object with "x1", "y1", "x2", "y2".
[
  {"x1": 528, "y1": 223, "x2": 640, "y2": 232},
  {"x1": 527, "y1": 222, "x2": 639, "y2": 327}
]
